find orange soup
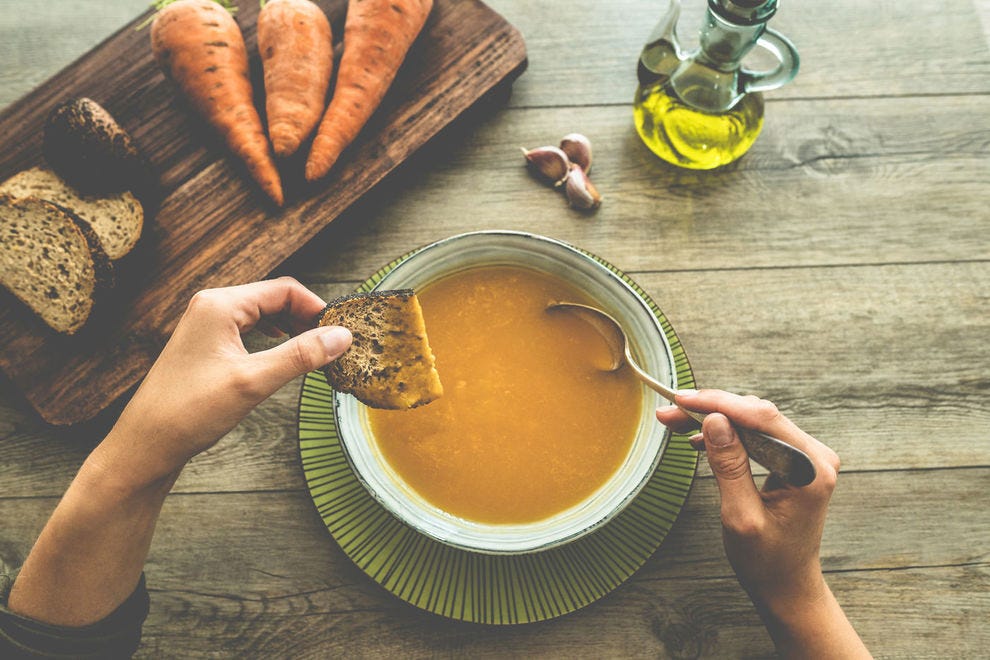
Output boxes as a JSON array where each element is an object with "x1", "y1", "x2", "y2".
[{"x1": 366, "y1": 265, "x2": 642, "y2": 524}]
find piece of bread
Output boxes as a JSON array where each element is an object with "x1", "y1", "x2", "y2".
[
  {"x1": 0, "y1": 167, "x2": 143, "y2": 260},
  {"x1": 318, "y1": 290, "x2": 443, "y2": 409},
  {"x1": 0, "y1": 196, "x2": 114, "y2": 334},
  {"x1": 43, "y1": 97, "x2": 152, "y2": 196}
]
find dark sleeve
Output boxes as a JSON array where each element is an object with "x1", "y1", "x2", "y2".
[{"x1": 0, "y1": 570, "x2": 149, "y2": 659}]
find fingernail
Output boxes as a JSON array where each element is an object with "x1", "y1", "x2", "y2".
[
  {"x1": 677, "y1": 388, "x2": 698, "y2": 397},
  {"x1": 656, "y1": 405, "x2": 679, "y2": 414},
  {"x1": 707, "y1": 419, "x2": 734, "y2": 447},
  {"x1": 319, "y1": 326, "x2": 352, "y2": 358},
  {"x1": 689, "y1": 432, "x2": 705, "y2": 449}
]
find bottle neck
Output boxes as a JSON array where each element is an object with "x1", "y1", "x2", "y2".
[{"x1": 697, "y1": 8, "x2": 767, "y2": 70}]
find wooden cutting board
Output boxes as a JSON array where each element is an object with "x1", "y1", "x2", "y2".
[{"x1": 0, "y1": 0, "x2": 526, "y2": 425}]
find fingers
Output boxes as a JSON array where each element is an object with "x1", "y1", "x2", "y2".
[
  {"x1": 676, "y1": 389, "x2": 818, "y2": 457},
  {"x1": 688, "y1": 432, "x2": 705, "y2": 450},
  {"x1": 188, "y1": 277, "x2": 327, "y2": 335},
  {"x1": 665, "y1": 405, "x2": 770, "y2": 532},
  {"x1": 241, "y1": 326, "x2": 352, "y2": 400},
  {"x1": 677, "y1": 389, "x2": 842, "y2": 489},
  {"x1": 655, "y1": 405, "x2": 700, "y2": 435},
  {"x1": 702, "y1": 413, "x2": 763, "y2": 523}
]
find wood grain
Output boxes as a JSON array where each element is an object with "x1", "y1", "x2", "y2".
[
  {"x1": 1, "y1": 477, "x2": 986, "y2": 657},
  {"x1": 131, "y1": 565, "x2": 990, "y2": 658},
  {"x1": 0, "y1": 0, "x2": 527, "y2": 425},
  {"x1": 5, "y1": 470, "x2": 985, "y2": 589},
  {"x1": 4, "y1": 1, "x2": 988, "y2": 111},
  {"x1": 492, "y1": 0, "x2": 990, "y2": 108},
  {"x1": 277, "y1": 96, "x2": 990, "y2": 285},
  {"x1": 2, "y1": 260, "x2": 987, "y2": 498},
  {"x1": 1, "y1": 0, "x2": 988, "y2": 656}
]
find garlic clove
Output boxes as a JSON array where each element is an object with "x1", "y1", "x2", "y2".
[
  {"x1": 565, "y1": 164, "x2": 602, "y2": 211},
  {"x1": 559, "y1": 133, "x2": 593, "y2": 174},
  {"x1": 521, "y1": 146, "x2": 571, "y2": 186}
]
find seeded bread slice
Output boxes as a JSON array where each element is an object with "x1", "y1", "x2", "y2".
[
  {"x1": 318, "y1": 290, "x2": 443, "y2": 409},
  {"x1": 0, "y1": 196, "x2": 114, "y2": 334},
  {"x1": 0, "y1": 167, "x2": 143, "y2": 260}
]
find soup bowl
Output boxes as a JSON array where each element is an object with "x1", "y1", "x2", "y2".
[{"x1": 333, "y1": 230, "x2": 678, "y2": 554}]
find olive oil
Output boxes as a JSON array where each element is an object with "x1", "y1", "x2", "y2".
[
  {"x1": 634, "y1": 82, "x2": 764, "y2": 170},
  {"x1": 633, "y1": 0, "x2": 798, "y2": 171}
]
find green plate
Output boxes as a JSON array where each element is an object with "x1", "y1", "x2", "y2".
[{"x1": 298, "y1": 242, "x2": 697, "y2": 624}]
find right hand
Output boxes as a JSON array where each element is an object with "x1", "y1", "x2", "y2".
[{"x1": 655, "y1": 389, "x2": 841, "y2": 610}]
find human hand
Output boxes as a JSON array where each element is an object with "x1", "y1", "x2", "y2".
[
  {"x1": 655, "y1": 390, "x2": 841, "y2": 611},
  {"x1": 96, "y1": 277, "x2": 351, "y2": 488}
]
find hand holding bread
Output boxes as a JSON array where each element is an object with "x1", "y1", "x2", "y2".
[{"x1": 110, "y1": 278, "x2": 352, "y2": 482}]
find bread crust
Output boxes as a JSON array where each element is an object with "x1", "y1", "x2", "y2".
[
  {"x1": 318, "y1": 289, "x2": 443, "y2": 409},
  {"x1": 0, "y1": 167, "x2": 144, "y2": 260},
  {"x1": 43, "y1": 97, "x2": 150, "y2": 196},
  {"x1": 0, "y1": 195, "x2": 114, "y2": 334},
  {"x1": 53, "y1": 202, "x2": 116, "y2": 294}
]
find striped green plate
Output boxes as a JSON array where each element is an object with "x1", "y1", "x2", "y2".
[{"x1": 298, "y1": 242, "x2": 697, "y2": 624}]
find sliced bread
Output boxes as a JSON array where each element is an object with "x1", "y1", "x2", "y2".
[
  {"x1": 0, "y1": 196, "x2": 114, "y2": 334},
  {"x1": 318, "y1": 290, "x2": 443, "y2": 409},
  {"x1": 0, "y1": 167, "x2": 143, "y2": 260}
]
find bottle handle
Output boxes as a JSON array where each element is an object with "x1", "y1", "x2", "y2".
[{"x1": 741, "y1": 28, "x2": 800, "y2": 94}]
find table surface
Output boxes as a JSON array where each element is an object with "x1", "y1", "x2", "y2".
[{"x1": 1, "y1": 0, "x2": 988, "y2": 657}]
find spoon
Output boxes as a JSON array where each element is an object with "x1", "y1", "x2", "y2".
[{"x1": 547, "y1": 302, "x2": 816, "y2": 487}]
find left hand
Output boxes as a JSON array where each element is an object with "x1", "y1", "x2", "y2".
[{"x1": 95, "y1": 277, "x2": 351, "y2": 487}]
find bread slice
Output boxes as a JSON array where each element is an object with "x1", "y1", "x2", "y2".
[
  {"x1": 318, "y1": 290, "x2": 443, "y2": 409},
  {"x1": 0, "y1": 196, "x2": 114, "y2": 334},
  {"x1": 0, "y1": 167, "x2": 143, "y2": 260}
]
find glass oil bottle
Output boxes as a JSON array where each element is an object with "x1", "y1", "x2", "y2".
[{"x1": 634, "y1": 0, "x2": 799, "y2": 170}]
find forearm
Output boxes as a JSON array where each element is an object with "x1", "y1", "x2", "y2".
[
  {"x1": 7, "y1": 432, "x2": 180, "y2": 627},
  {"x1": 754, "y1": 578, "x2": 871, "y2": 659}
]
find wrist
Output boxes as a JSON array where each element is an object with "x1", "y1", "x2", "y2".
[
  {"x1": 84, "y1": 423, "x2": 185, "y2": 498},
  {"x1": 752, "y1": 572, "x2": 829, "y2": 622},
  {"x1": 747, "y1": 571, "x2": 841, "y2": 649}
]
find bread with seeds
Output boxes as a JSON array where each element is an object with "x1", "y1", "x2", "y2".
[
  {"x1": 43, "y1": 97, "x2": 151, "y2": 196},
  {"x1": 0, "y1": 196, "x2": 114, "y2": 334},
  {"x1": 318, "y1": 290, "x2": 443, "y2": 409},
  {"x1": 0, "y1": 167, "x2": 143, "y2": 260}
]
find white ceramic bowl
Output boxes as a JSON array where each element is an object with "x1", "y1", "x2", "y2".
[{"x1": 333, "y1": 231, "x2": 677, "y2": 554}]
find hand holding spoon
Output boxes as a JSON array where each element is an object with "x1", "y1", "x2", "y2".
[{"x1": 547, "y1": 302, "x2": 816, "y2": 487}]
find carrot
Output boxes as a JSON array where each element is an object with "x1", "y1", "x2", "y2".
[
  {"x1": 258, "y1": 0, "x2": 334, "y2": 158},
  {"x1": 304, "y1": 0, "x2": 433, "y2": 182},
  {"x1": 151, "y1": 0, "x2": 284, "y2": 205}
]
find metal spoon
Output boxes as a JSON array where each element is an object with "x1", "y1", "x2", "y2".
[{"x1": 547, "y1": 302, "x2": 816, "y2": 487}]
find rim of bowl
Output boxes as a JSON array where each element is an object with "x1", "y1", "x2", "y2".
[{"x1": 333, "y1": 230, "x2": 678, "y2": 554}]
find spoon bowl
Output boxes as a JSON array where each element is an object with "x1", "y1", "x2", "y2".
[{"x1": 547, "y1": 301, "x2": 817, "y2": 488}]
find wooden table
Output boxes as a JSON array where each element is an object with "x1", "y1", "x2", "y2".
[{"x1": 1, "y1": 0, "x2": 988, "y2": 656}]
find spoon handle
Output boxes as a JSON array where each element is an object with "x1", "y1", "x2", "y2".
[
  {"x1": 676, "y1": 404, "x2": 816, "y2": 487},
  {"x1": 734, "y1": 426, "x2": 817, "y2": 487},
  {"x1": 629, "y1": 364, "x2": 817, "y2": 487}
]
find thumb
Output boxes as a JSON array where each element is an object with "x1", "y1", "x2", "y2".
[
  {"x1": 248, "y1": 326, "x2": 352, "y2": 396},
  {"x1": 703, "y1": 413, "x2": 763, "y2": 522}
]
